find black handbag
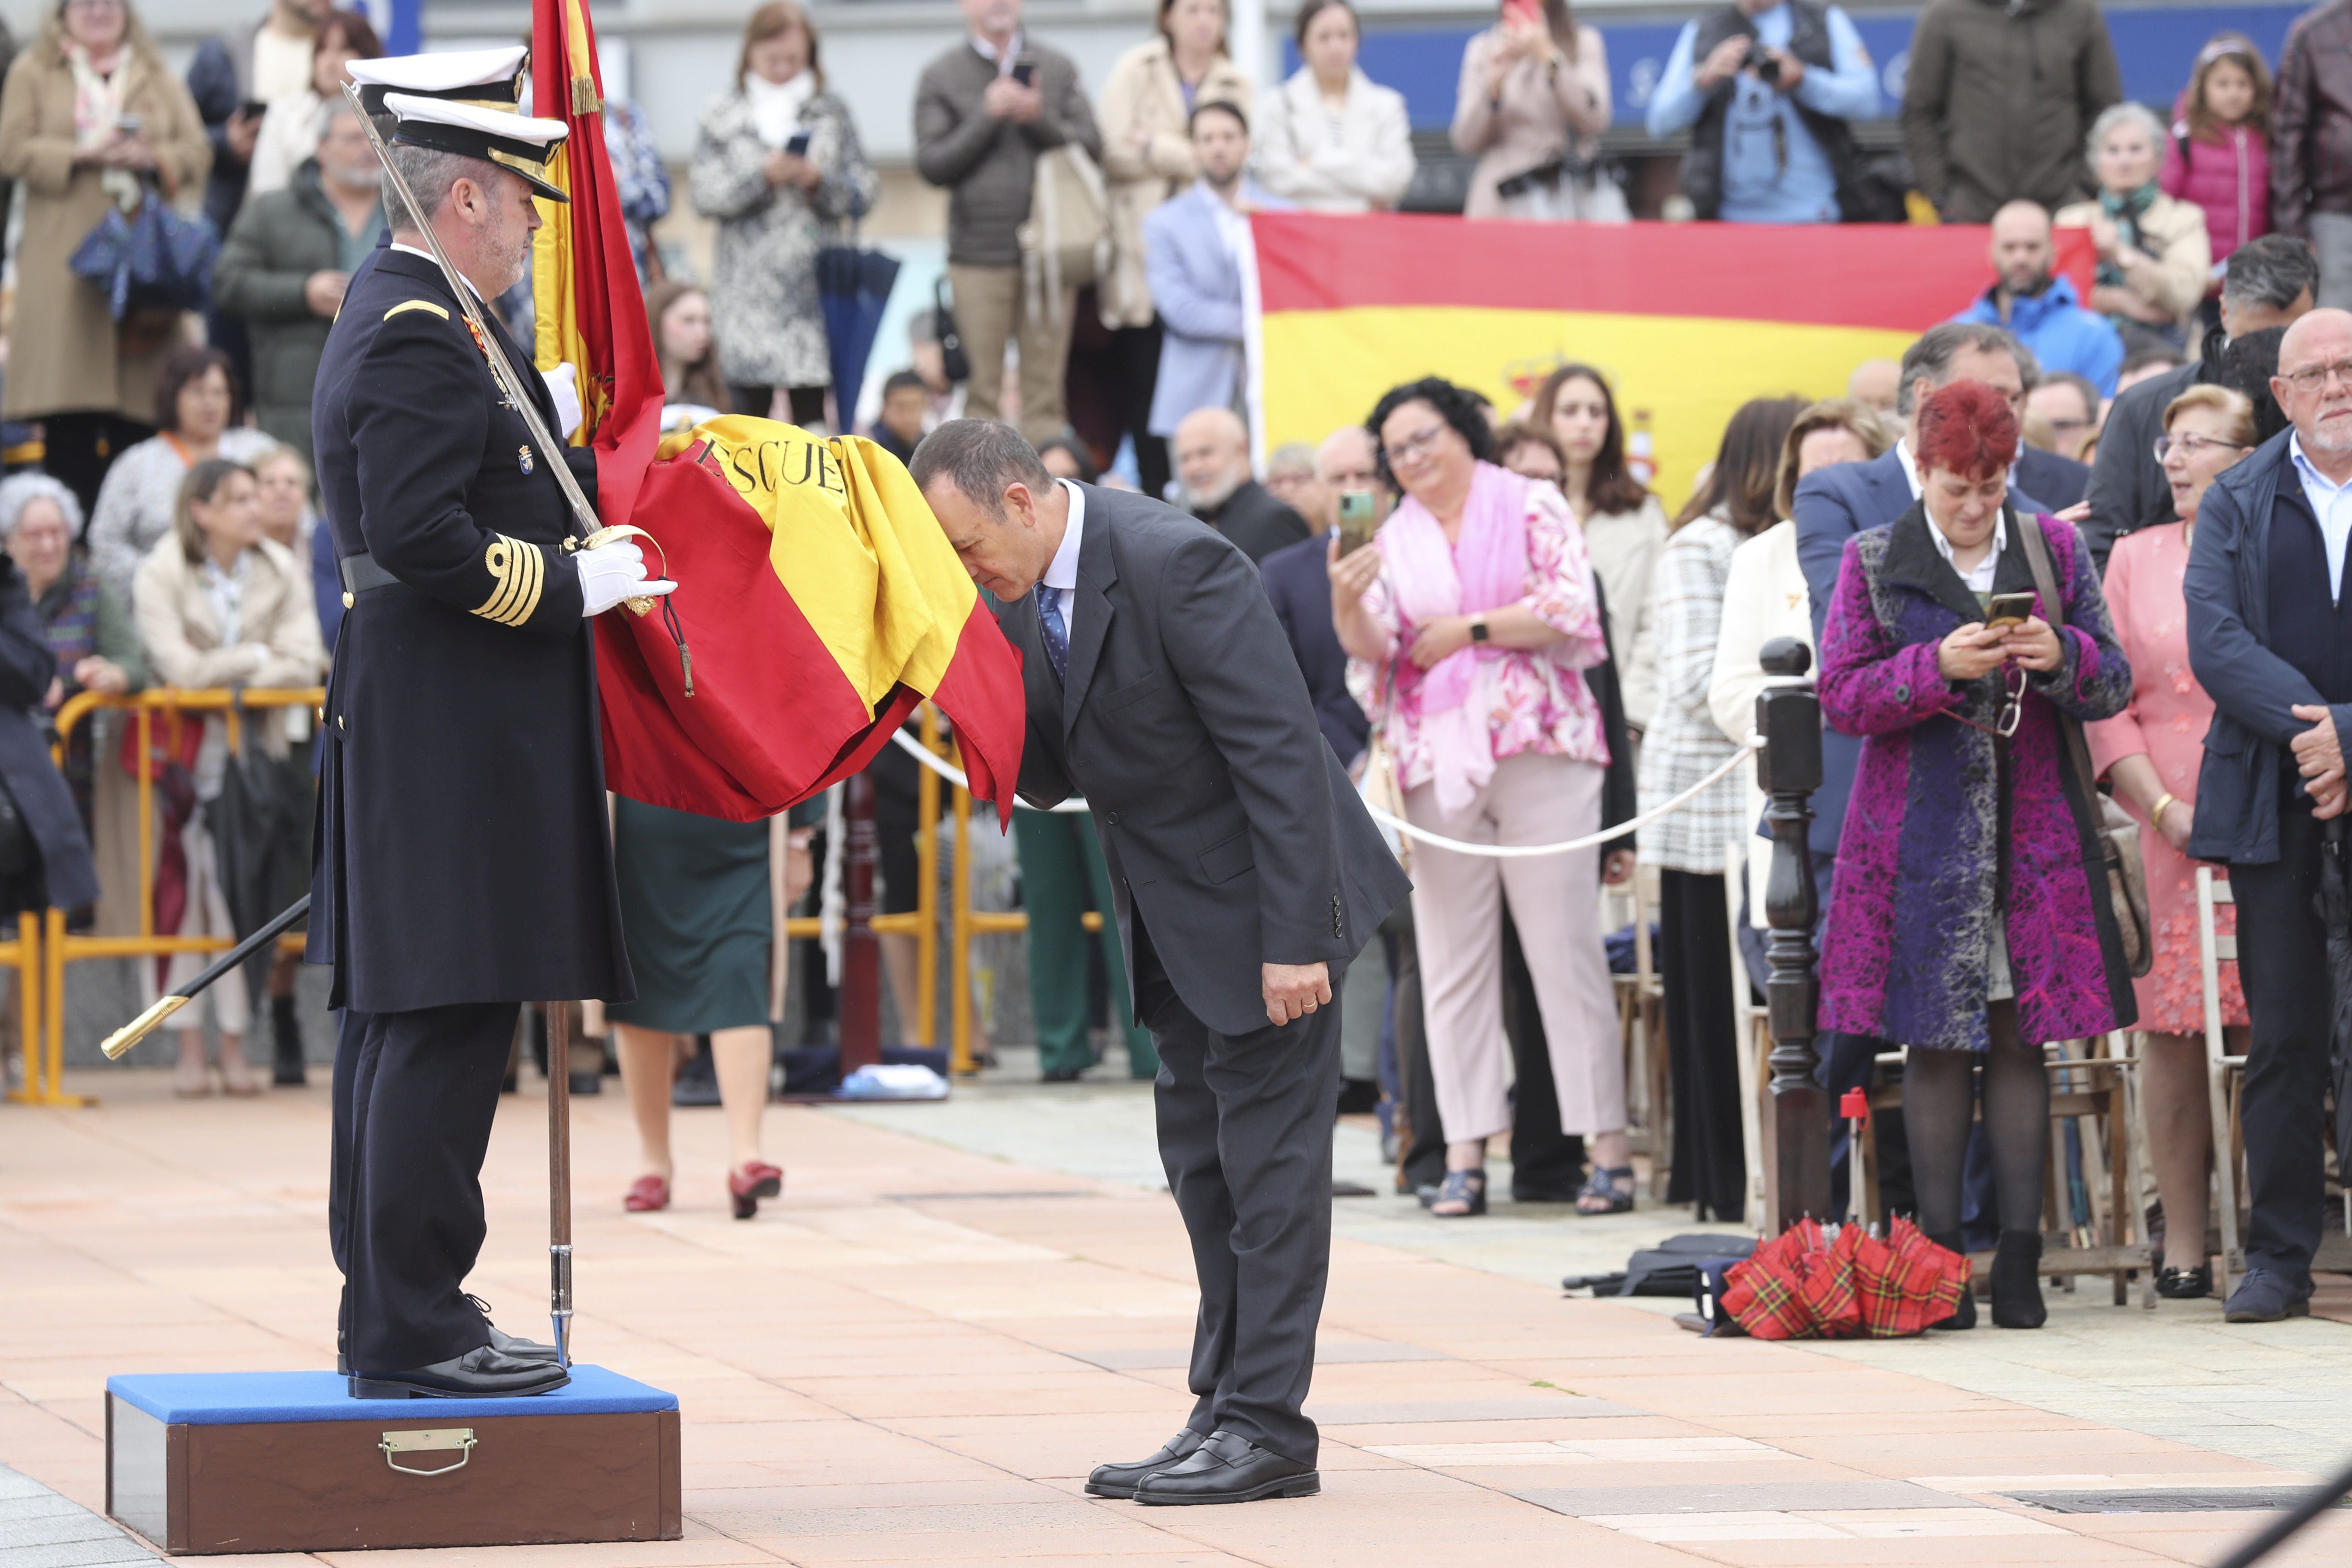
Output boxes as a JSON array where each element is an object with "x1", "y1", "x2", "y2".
[{"x1": 933, "y1": 277, "x2": 971, "y2": 386}]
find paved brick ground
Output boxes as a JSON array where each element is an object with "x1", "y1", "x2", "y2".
[{"x1": 3, "y1": 1069, "x2": 2348, "y2": 1567}]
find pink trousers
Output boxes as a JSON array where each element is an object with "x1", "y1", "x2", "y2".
[{"x1": 1405, "y1": 751, "x2": 1623, "y2": 1144}]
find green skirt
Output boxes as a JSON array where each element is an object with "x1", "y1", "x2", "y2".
[{"x1": 607, "y1": 796, "x2": 771, "y2": 1035}]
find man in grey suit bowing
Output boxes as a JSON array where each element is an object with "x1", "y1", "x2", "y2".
[{"x1": 914, "y1": 421, "x2": 1412, "y2": 1507}]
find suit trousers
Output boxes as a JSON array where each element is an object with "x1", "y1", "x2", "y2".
[
  {"x1": 946, "y1": 262, "x2": 1075, "y2": 441},
  {"x1": 330, "y1": 1001, "x2": 520, "y2": 1371},
  {"x1": 1660, "y1": 868, "x2": 1748, "y2": 1221},
  {"x1": 1405, "y1": 752, "x2": 1623, "y2": 1144},
  {"x1": 2229, "y1": 803, "x2": 2334, "y2": 1280},
  {"x1": 1134, "y1": 917, "x2": 1339, "y2": 1467},
  {"x1": 1015, "y1": 809, "x2": 1156, "y2": 1077}
]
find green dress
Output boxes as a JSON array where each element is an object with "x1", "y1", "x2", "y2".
[{"x1": 607, "y1": 796, "x2": 772, "y2": 1035}]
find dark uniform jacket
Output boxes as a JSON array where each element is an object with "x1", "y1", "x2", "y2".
[
  {"x1": 1000, "y1": 484, "x2": 1411, "y2": 1038},
  {"x1": 307, "y1": 247, "x2": 632, "y2": 1013}
]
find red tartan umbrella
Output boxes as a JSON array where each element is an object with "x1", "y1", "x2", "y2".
[{"x1": 1720, "y1": 1217, "x2": 1969, "y2": 1339}]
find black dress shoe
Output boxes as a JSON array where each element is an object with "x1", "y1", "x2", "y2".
[
  {"x1": 1041, "y1": 1065, "x2": 1087, "y2": 1083},
  {"x1": 1084, "y1": 1429, "x2": 1207, "y2": 1499},
  {"x1": 1133, "y1": 1430, "x2": 1318, "y2": 1505},
  {"x1": 350, "y1": 1344, "x2": 572, "y2": 1399},
  {"x1": 467, "y1": 1294, "x2": 560, "y2": 1361},
  {"x1": 2223, "y1": 1267, "x2": 2314, "y2": 1323}
]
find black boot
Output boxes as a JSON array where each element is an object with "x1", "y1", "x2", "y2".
[
  {"x1": 270, "y1": 995, "x2": 305, "y2": 1087},
  {"x1": 1928, "y1": 1230, "x2": 1974, "y2": 1329},
  {"x1": 1991, "y1": 1231, "x2": 2047, "y2": 1329}
]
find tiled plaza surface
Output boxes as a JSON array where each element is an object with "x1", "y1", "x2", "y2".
[{"x1": 4, "y1": 1064, "x2": 2350, "y2": 1567}]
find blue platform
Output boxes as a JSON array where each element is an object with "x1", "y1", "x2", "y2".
[{"x1": 106, "y1": 1365, "x2": 677, "y2": 1425}]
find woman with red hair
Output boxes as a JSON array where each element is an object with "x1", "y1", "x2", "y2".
[{"x1": 1816, "y1": 379, "x2": 2135, "y2": 1330}]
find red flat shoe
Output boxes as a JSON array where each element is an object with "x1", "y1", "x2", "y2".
[
  {"x1": 624, "y1": 1175, "x2": 670, "y2": 1213},
  {"x1": 728, "y1": 1161, "x2": 783, "y2": 1220}
]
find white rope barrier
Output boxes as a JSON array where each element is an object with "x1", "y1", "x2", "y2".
[{"x1": 889, "y1": 728, "x2": 1763, "y2": 857}]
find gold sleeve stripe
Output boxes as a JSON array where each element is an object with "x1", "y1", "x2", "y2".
[
  {"x1": 385, "y1": 300, "x2": 450, "y2": 322},
  {"x1": 475, "y1": 535, "x2": 545, "y2": 627}
]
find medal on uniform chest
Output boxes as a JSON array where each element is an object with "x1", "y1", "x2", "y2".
[
  {"x1": 462, "y1": 315, "x2": 520, "y2": 410},
  {"x1": 519, "y1": 444, "x2": 534, "y2": 475}
]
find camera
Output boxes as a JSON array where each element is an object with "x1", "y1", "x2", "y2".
[{"x1": 1745, "y1": 41, "x2": 1781, "y2": 84}]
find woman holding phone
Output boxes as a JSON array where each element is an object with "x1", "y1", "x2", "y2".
[
  {"x1": 689, "y1": 0, "x2": 877, "y2": 429},
  {"x1": 1816, "y1": 380, "x2": 2134, "y2": 1329},
  {"x1": 1331, "y1": 377, "x2": 1629, "y2": 1218},
  {"x1": 1450, "y1": 0, "x2": 1617, "y2": 221}
]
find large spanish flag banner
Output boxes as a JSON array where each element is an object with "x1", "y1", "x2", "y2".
[
  {"x1": 529, "y1": 0, "x2": 662, "y2": 526},
  {"x1": 594, "y1": 419, "x2": 1026, "y2": 824},
  {"x1": 1253, "y1": 214, "x2": 2071, "y2": 509}
]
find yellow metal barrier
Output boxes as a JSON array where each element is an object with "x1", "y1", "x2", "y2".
[
  {"x1": 942, "y1": 749, "x2": 1096, "y2": 1078},
  {"x1": 0, "y1": 913, "x2": 47, "y2": 1105},
  {"x1": 38, "y1": 689, "x2": 325, "y2": 1094}
]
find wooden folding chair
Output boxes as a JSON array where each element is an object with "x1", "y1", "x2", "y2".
[
  {"x1": 2197, "y1": 867, "x2": 2250, "y2": 1295},
  {"x1": 1608, "y1": 864, "x2": 1669, "y2": 1195}
]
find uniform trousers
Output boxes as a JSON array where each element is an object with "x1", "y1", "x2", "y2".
[
  {"x1": 1404, "y1": 752, "x2": 1623, "y2": 1144},
  {"x1": 330, "y1": 1001, "x2": 520, "y2": 1371},
  {"x1": 945, "y1": 263, "x2": 1075, "y2": 441},
  {"x1": 2229, "y1": 802, "x2": 2335, "y2": 1280},
  {"x1": 1016, "y1": 809, "x2": 1156, "y2": 1077},
  {"x1": 1135, "y1": 917, "x2": 1339, "y2": 1467}
]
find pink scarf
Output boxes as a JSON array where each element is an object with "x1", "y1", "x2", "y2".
[{"x1": 1380, "y1": 461, "x2": 1529, "y2": 815}]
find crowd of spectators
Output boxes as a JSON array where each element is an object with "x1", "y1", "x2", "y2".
[{"x1": 0, "y1": 0, "x2": 2346, "y2": 1330}]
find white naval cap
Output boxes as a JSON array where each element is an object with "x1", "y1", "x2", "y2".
[
  {"x1": 384, "y1": 92, "x2": 572, "y2": 203},
  {"x1": 349, "y1": 46, "x2": 528, "y2": 116}
]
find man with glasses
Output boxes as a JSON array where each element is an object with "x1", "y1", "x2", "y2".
[{"x1": 2187, "y1": 307, "x2": 2352, "y2": 1323}]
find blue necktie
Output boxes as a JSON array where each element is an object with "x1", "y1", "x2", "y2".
[{"x1": 1036, "y1": 583, "x2": 1069, "y2": 684}]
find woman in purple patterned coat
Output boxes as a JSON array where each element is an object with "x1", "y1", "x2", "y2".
[{"x1": 1817, "y1": 379, "x2": 2136, "y2": 1331}]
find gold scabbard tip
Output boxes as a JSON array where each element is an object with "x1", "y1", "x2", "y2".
[{"x1": 102, "y1": 995, "x2": 191, "y2": 1060}]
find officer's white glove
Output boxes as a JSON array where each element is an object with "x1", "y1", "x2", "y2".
[
  {"x1": 576, "y1": 539, "x2": 677, "y2": 617},
  {"x1": 542, "y1": 362, "x2": 583, "y2": 440}
]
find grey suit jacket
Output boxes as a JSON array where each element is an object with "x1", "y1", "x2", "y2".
[{"x1": 1002, "y1": 484, "x2": 1412, "y2": 1038}]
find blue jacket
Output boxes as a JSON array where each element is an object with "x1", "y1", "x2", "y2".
[
  {"x1": 1143, "y1": 181, "x2": 1287, "y2": 436},
  {"x1": 1793, "y1": 445, "x2": 2048, "y2": 853},
  {"x1": 1951, "y1": 276, "x2": 2125, "y2": 398},
  {"x1": 2184, "y1": 430, "x2": 2343, "y2": 866}
]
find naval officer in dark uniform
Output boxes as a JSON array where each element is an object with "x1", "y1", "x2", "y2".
[{"x1": 311, "y1": 86, "x2": 674, "y2": 1399}]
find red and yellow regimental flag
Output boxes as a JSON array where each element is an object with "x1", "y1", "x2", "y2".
[
  {"x1": 595, "y1": 418, "x2": 1026, "y2": 823},
  {"x1": 529, "y1": 0, "x2": 661, "y2": 525},
  {"x1": 1253, "y1": 214, "x2": 2092, "y2": 510}
]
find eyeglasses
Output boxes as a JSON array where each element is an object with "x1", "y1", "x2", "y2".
[
  {"x1": 1382, "y1": 423, "x2": 1450, "y2": 468},
  {"x1": 1323, "y1": 466, "x2": 1380, "y2": 488},
  {"x1": 2281, "y1": 361, "x2": 2352, "y2": 394},
  {"x1": 2152, "y1": 432, "x2": 2249, "y2": 460}
]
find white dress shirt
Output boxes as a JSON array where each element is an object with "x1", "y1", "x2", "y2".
[
  {"x1": 2291, "y1": 433, "x2": 2352, "y2": 605},
  {"x1": 1928, "y1": 506, "x2": 2006, "y2": 594},
  {"x1": 1894, "y1": 438, "x2": 1923, "y2": 500},
  {"x1": 1039, "y1": 479, "x2": 1086, "y2": 642},
  {"x1": 390, "y1": 242, "x2": 481, "y2": 299}
]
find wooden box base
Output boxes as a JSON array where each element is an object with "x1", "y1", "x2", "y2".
[{"x1": 104, "y1": 1367, "x2": 681, "y2": 1555}]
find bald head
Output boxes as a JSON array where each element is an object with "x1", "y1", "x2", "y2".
[
  {"x1": 2276, "y1": 309, "x2": 2352, "y2": 463},
  {"x1": 1991, "y1": 201, "x2": 2055, "y2": 299},
  {"x1": 1173, "y1": 407, "x2": 1252, "y2": 511},
  {"x1": 1848, "y1": 358, "x2": 1900, "y2": 413},
  {"x1": 1316, "y1": 426, "x2": 1378, "y2": 487}
]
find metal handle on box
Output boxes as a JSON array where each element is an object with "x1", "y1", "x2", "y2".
[{"x1": 380, "y1": 1427, "x2": 477, "y2": 1476}]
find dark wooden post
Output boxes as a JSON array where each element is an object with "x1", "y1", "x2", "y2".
[
  {"x1": 1755, "y1": 636, "x2": 1828, "y2": 1232},
  {"x1": 839, "y1": 771, "x2": 882, "y2": 1080}
]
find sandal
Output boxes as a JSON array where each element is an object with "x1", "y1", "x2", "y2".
[
  {"x1": 728, "y1": 1160, "x2": 784, "y2": 1220},
  {"x1": 1429, "y1": 1169, "x2": 1486, "y2": 1218},
  {"x1": 1575, "y1": 1165, "x2": 1636, "y2": 1216},
  {"x1": 623, "y1": 1174, "x2": 670, "y2": 1213}
]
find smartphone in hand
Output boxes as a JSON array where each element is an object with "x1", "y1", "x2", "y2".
[
  {"x1": 784, "y1": 128, "x2": 812, "y2": 158},
  {"x1": 1011, "y1": 55, "x2": 1038, "y2": 86},
  {"x1": 1337, "y1": 490, "x2": 1387, "y2": 557},
  {"x1": 1982, "y1": 591, "x2": 2037, "y2": 631}
]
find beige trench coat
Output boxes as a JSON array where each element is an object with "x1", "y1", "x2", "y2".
[
  {"x1": 1097, "y1": 37, "x2": 1253, "y2": 329},
  {"x1": 0, "y1": 34, "x2": 210, "y2": 423},
  {"x1": 2055, "y1": 193, "x2": 2212, "y2": 334},
  {"x1": 1450, "y1": 24, "x2": 1610, "y2": 221}
]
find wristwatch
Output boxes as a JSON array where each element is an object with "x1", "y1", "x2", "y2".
[{"x1": 1469, "y1": 618, "x2": 1490, "y2": 643}]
